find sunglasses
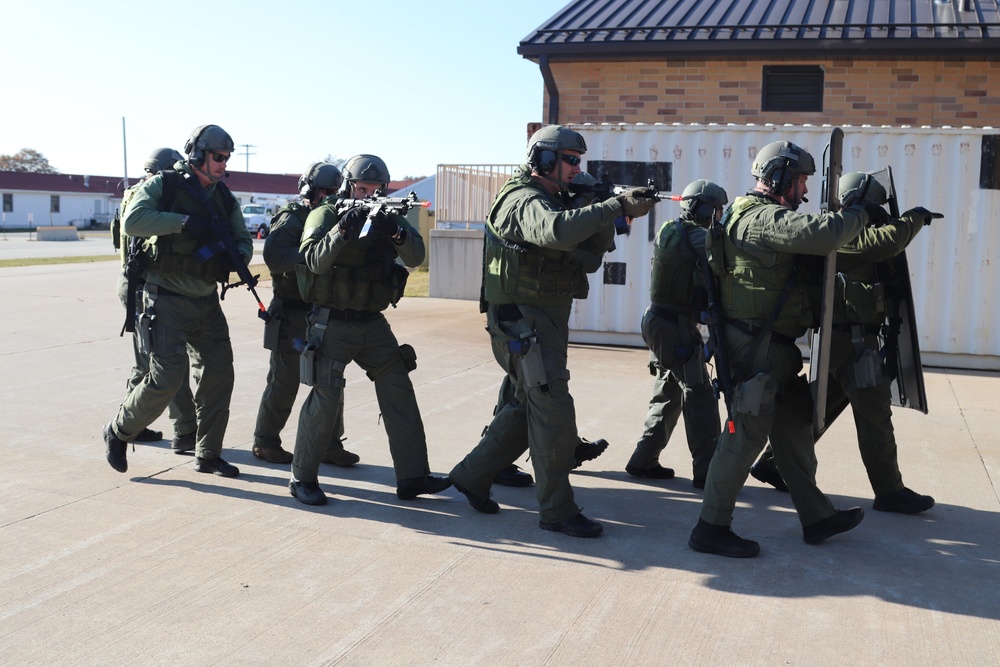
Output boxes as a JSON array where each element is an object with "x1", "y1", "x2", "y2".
[
  {"x1": 210, "y1": 152, "x2": 231, "y2": 164},
  {"x1": 559, "y1": 153, "x2": 582, "y2": 167}
]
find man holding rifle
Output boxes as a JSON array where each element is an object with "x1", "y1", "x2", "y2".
[
  {"x1": 103, "y1": 124, "x2": 252, "y2": 477},
  {"x1": 750, "y1": 171, "x2": 940, "y2": 515},
  {"x1": 627, "y1": 179, "x2": 727, "y2": 488},
  {"x1": 289, "y1": 154, "x2": 450, "y2": 506},
  {"x1": 689, "y1": 140, "x2": 872, "y2": 558},
  {"x1": 449, "y1": 125, "x2": 659, "y2": 537}
]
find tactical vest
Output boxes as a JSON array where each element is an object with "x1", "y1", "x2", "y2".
[
  {"x1": 650, "y1": 218, "x2": 704, "y2": 313},
  {"x1": 483, "y1": 173, "x2": 588, "y2": 307},
  {"x1": 718, "y1": 195, "x2": 815, "y2": 336},
  {"x1": 115, "y1": 184, "x2": 140, "y2": 263},
  {"x1": 141, "y1": 172, "x2": 235, "y2": 283},
  {"x1": 270, "y1": 200, "x2": 310, "y2": 301},
  {"x1": 298, "y1": 208, "x2": 407, "y2": 312},
  {"x1": 833, "y1": 263, "x2": 886, "y2": 326}
]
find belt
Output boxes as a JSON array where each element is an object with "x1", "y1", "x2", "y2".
[
  {"x1": 494, "y1": 303, "x2": 523, "y2": 322},
  {"x1": 325, "y1": 307, "x2": 378, "y2": 322},
  {"x1": 650, "y1": 305, "x2": 681, "y2": 323},
  {"x1": 152, "y1": 285, "x2": 185, "y2": 298},
  {"x1": 281, "y1": 298, "x2": 312, "y2": 311},
  {"x1": 726, "y1": 319, "x2": 798, "y2": 345}
]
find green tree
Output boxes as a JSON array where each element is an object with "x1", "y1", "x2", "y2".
[{"x1": 0, "y1": 148, "x2": 59, "y2": 173}]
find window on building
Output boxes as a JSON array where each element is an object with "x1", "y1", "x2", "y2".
[
  {"x1": 2, "y1": 194, "x2": 11, "y2": 213},
  {"x1": 762, "y1": 65, "x2": 824, "y2": 112},
  {"x1": 50, "y1": 195, "x2": 60, "y2": 213}
]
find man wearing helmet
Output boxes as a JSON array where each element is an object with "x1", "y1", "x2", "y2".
[
  {"x1": 115, "y1": 147, "x2": 197, "y2": 450},
  {"x1": 102, "y1": 124, "x2": 252, "y2": 478},
  {"x1": 750, "y1": 171, "x2": 939, "y2": 515},
  {"x1": 627, "y1": 179, "x2": 728, "y2": 488},
  {"x1": 251, "y1": 162, "x2": 359, "y2": 468},
  {"x1": 449, "y1": 124, "x2": 659, "y2": 537},
  {"x1": 484, "y1": 171, "x2": 619, "y2": 490},
  {"x1": 689, "y1": 140, "x2": 873, "y2": 558},
  {"x1": 289, "y1": 154, "x2": 451, "y2": 506}
]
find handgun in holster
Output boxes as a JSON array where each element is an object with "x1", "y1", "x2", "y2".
[
  {"x1": 509, "y1": 331, "x2": 548, "y2": 391},
  {"x1": 734, "y1": 371, "x2": 778, "y2": 417}
]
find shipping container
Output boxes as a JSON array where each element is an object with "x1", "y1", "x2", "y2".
[{"x1": 567, "y1": 123, "x2": 1000, "y2": 370}]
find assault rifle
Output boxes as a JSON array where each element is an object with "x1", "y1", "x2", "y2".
[
  {"x1": 336, "y1": 190, "x2": 430, "y2": 238},
  {"x1": 700, "y1": 214, "x2": 737, "y2": 434},
  {"x1": 567, "y1": 177, "x2": 677, "y2": 203},
  {"x1": 182, "y1": 175, "x2": 271, "y2": 322},
  {"x1": 567, "y1": 178, "x2": 676, "y2": 239}
]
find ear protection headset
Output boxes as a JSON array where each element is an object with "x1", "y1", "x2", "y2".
[
  {"x1": 299, "y1": 162, "x2": 320, "y2": 198},
  {"x1": 183, "y1": 125, "x2": 210, "y2": 166},
  {"x1": 694, "y1": 201, "x2": 716, "y2": 222},
  {"x1": 531, "y1": 148, "x2": 559, "y2": 176},
  {"x1": 771, "y1": 156, "x2": 793, "y2": 195}
]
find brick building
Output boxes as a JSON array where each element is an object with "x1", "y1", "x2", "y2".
[{"x1": 518, "y1": 0, "x2": 1000, "y2": 128}]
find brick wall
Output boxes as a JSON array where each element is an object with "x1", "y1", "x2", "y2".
[{"x1": 545, "y1": 59, "x2": 1000, "y2": 127}]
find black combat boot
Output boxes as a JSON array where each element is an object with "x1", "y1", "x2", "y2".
[{"x1": 689, "y1": 519, "x2": 760, "y2": 558}]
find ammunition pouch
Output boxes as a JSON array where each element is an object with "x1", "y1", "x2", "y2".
[
  {"x1": 299, "y1": 348, "x2": 346, "y2": 388},
  {"x1": 681, "y1": 348, "x2": 705, "y2": 386},
  {"x1": 852, "y1": 348, "x2": 885, "y2": 390},
  {"x1": 366, "y1": 344, "x2": 418, "y2": 381},
  {"x1": 837, "y1": 277, "x2": 886, "y2": 326},
  {"x1": 137, "y1": 287, "x2": 187, "y2": 356},
  {"x1": 734, "y1": 372, "x2": 778, "y2": 417},
  {"x1": 262, "y1": 299, "x2": 284, "y2": 351},
  {"x1": 298, "y1": 306, "x2": 345, "y2": 388},
  {"x1": 136, "y1": 310, "x2": 154, "y2": 356}
]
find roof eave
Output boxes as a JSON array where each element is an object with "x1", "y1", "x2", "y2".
[{"x1": 518, "y1": 38, "x2": 1000, "y2": 61}]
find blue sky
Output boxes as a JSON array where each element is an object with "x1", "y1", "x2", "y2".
[{"x1": 2, "y1": 0, "x2": 568, "y2": 180}]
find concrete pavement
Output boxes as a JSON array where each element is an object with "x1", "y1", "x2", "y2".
[{"x1": 1, "y1": 259, "x2": 998, "y2": 665}]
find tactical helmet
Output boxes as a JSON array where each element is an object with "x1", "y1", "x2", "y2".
[
  {"x1": 839, "y1": 171, "x2": 888, "y2": 208},
  {"x1": 751, "y1": 141, "x2": 816, "y2": 194},
  {"x1": 183, "y1": 124, "x2": 235, "y2": 164},
  {"x1": 680, "y1": 179, "x2": 728, "y2": 223},
  {"x1": 144, "y1": 147, "x2": 183, "y2": 174},
  {"x1": 526, "y1": 125, "x2": 587, "y2": 175},
  {"x1": 342, "y1": 154, "x2": 390, "y2": 188},
  {"x1": 299, "y1": 162, "x2": 343, "y2": 199}
]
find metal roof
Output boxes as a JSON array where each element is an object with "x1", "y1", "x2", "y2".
[{"x1": 519, "y1": 0, "x2": 1000, "y2": 59}]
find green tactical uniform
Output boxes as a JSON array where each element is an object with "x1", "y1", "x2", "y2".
[
  {"x1": 449, "y1": 165, "x2": 625, "y2": 524},
  {"x1": 291, "y1": 200, "x2": 429, "y2": 485},
  {"x1": 629, "y1": 216, "x2": 720, "y2": 481},
  {"x1": 116, "y1": 179, "x2": 196, "y2": 439},
  {"x1": 764, "y1": 211, "x2": 925, "y2": 495},
  {"x1": 479, "y1": 188, "x2": 615, "y2": 475},
  {"x1": 111, "y1": 163, "x2": 252, "y2": 461},
  {"x1": 699, "y1": 193, "x2": 867, "y2": 528},
  {"x1": 253, "y1": 200, "x2": 347, "y2": 456}
]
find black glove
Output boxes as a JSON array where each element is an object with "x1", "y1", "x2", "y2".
[
  {"x1": 182, "y1": 214, "x2": 212, "y2": 236},
  {"x1": 864, "y1": 204, "x2": 890, "y2": 226},
  {"x1": 903, "y1": 206, "x2": 944, "y2": 226},
  {"x1": 368, "y1": 208, "x2": 400, "y2": 238},
  {"x1": 338, "y1": 207, "x2": 366, "y2": 240},
  {"x1": 616, "y1": 187, "x2": 658, "y2": 217}
]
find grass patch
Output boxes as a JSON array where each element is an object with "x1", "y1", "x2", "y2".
[
  {"x1": 0, "y1": 257, "x2": 430, "y2": 298},
  {"x1": 0, "y1": 255, "x2": 118, "y2": 268},
  {"x1": 405, "y1": 267, "x2": 428, "y2": 298}
]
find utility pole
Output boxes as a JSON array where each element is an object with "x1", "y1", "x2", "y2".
[
  {"x1": 238, "y1": 144, "x2": 257, "y2": 173},
  {"x1": 122, "y1": 117, "x2": 129, "y2": 189}
]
